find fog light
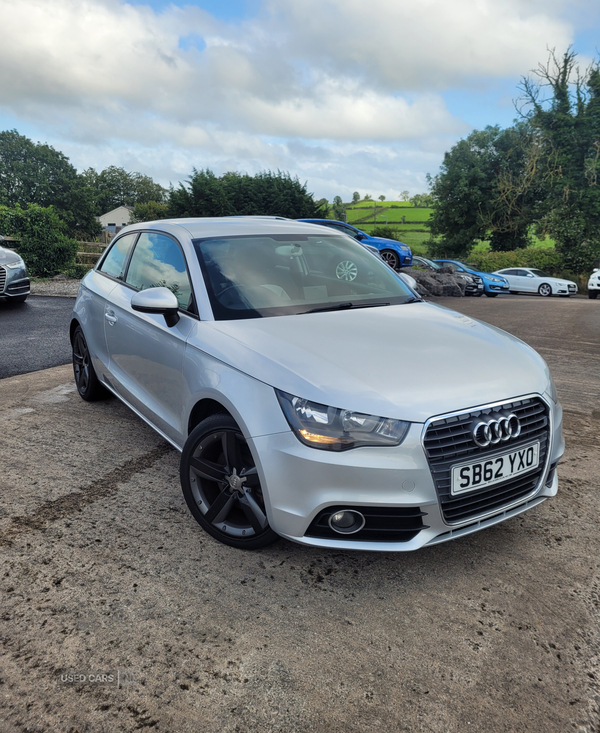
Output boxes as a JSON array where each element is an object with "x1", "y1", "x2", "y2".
[{"x1": 328, "y1": 510, "x2": 365, "y2": 535}]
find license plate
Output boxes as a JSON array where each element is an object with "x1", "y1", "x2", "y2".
[{"x1": 451, "y1": 442, "x2": 540, "y2": 496}]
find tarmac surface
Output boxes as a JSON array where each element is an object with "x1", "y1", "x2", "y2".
[{"x1": 0, "y1": 294, "x2": 599, "y2": 732}]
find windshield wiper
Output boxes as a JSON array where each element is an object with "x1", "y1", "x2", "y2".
[
  {"x1": 403, "y1": 296, "x2": 423, "y2": 304},
  {"x1": 307, "y1": 301, "x2": 390, "y2": 314}
]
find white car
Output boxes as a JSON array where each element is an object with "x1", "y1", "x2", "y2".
[
  {"x1": 70, "y1": 217, "x2": 564, "y2": 551},
  {"x1": 493, "y1": 268, "x2": 577, "y2": 297},
  {"x1": 0, "y1": 236, "x2": 30, "y2": 303},
  {"x1": 588, "y1": 268, "x2": 600, "y2": 299}
]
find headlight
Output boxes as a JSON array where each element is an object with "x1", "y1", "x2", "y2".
[
  {"x1": 487, "y1": 276, "x2": 503, "y2": 283},
  {"x1": 5, "y1": 258, "x2": 25, "y2": 269},
  {"x1": 276, "y1": 390, "x2": 410, "y2": 451}
]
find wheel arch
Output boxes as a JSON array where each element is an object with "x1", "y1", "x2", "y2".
[
  {"x1": 69, "y1": 317, "x2": 81, "y2": 345},
  {"x1": 187, "y1": 398, "x2": 232, "y2": 436}
]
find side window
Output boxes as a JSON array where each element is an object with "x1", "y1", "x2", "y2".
[
  {"x1": 98, "y1": 233, "x2": 137, "y2": 279},
  {"x1": 125, "y1": 232, "x2": 193, "y2": 311}
]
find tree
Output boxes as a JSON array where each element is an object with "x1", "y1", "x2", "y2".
[
  {"x1": 332, "y1": 195, "x2": 345, "y2": 220},
  {"x1": 0, "y1": 129, "x2": 98, "y2": 236},
  {"x1": 400, "y1": 191, "x2": 410, "y2": 201},
  {"x1": 427, "y1": 125, "x2": 536, "y2": 257},
  {"x1": 352, "y1": 191, "x2": 360, "y2": 204},
  {"x1": 168, "y1": 169, "x2": 324, "y2": 219},
  {"x1": 363, "y1": 194, "x2": 373, "y2": 201},
  {"x1": 410, "y1": 193, "x2": 434, "y2": 207},
  {"x1": 378, "y1": 195, "x2": 386, "y2": 202},
  {"x1": 519, "y1": 49, "x2": 600, "y2": 270},
  {"x1": 83, "y1": 166, "x2": 167, "y2": 214},
  {"x1": 132, "y1": 201, "x2": 170, "y2": 223}
]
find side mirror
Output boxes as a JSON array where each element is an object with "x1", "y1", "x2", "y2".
[
  {"x1": 355, "y1": 233, "x2": 366, "y2": 241},
  {"x1": 131, "y1": 287, "x2": 180, "y2": 327}
]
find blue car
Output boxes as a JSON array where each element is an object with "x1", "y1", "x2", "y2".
[
  {"x1": 434, "y1": 259, "x2": 509, "y2": 297},
  {"x1": 298, "y1": 219, "x2": 412, "y2": 269}
]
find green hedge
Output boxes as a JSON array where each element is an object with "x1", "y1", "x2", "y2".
[
  {"x1": 466, "y1": 249, "x2": 563, "y2": 274},
  {"x1": 0, "y1": 204, "x2": 78, "y2": 277}
]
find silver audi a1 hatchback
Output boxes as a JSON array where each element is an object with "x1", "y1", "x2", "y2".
[{"x1": 70, "y1": 218, "x2": 564, "y2": 551}]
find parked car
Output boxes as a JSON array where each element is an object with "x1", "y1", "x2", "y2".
[
  {"x1": 0, "y1": 236, "x2": 30, "y2": 303},
  {"x1": 71, "y1": 217, "x2": 563, "y2": 551},
  {"x1": 297, "y1": 219, "x2": 412, "y2": 269},
  {"x1": 434, "y1": 259, "x2": 509, "y2": 297},
  {"x1": 411, "y1": 255, "x2": 484, "y2": 296},
  {"x1": 588, "y1": 268, "x2": 600, "y2": 299},
  {"x1": 493, "y1": 268, "x2": 578, "y2": 297}
]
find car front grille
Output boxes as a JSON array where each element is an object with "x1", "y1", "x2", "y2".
[
  {"x1": 305, "y1": 506, "x2": 428, "y2": 542},
  {"x1": 423, "y1": 397, "x2": 550, "y2": 524},
  {"x1": 0, "y1": 266, "x2": 6, "y2": 293}
]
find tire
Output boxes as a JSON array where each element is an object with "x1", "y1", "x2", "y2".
[
  {"x1": 72, "y1": 325, "x2": 107, "y2": 401},
  {"x1": 589, "y1": 291, "x2": 598, "y2": 299},
  {"x1": 485, "y1": 292, "x2": 498, "y2": 298},
  {"x1": 380, "y1": 250, "x2": 400, "y2": 270},
  {"x1": 180, "y1": 413, "x2": 279, "y2": 550},
  {"x1": 538, "y1": 283, "x2": 552, "y2": 297}
]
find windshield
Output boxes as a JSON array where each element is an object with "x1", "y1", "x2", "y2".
[
  {"x1": 529, "y1": 269, "x2": 549, "y2": 277},
  {"x1": 193, "y1": 233, "x2": 414, "y2": 320}
]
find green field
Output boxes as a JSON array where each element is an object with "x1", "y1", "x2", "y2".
[{"x1": 345, "y1": 202, "x2": 433, "y2": 225}]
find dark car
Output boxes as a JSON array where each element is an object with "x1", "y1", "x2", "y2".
[
  {"x1": 411, "y1": 255, "x2": 483, "y2": 296},
  {"x1": 298, "y1": 219, "x2": 412, "y2": 269},
  {"x1": 434, "y1": 259, "x2": 509, "y2": 297}
]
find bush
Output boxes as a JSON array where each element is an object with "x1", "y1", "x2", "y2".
[
  {"x1": 371, "y1": 225, "x2": 400, "y2": 240},
  {"x1": 0, "y1": 204, "x2": 78, "y2": 277},
  {"x1": 465, "y1": 248, "x2": 563, "y2": 274}
]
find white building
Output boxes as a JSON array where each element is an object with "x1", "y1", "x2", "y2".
[{"x1": 97, "y1": 206, "x2": 134, "y2": 233}]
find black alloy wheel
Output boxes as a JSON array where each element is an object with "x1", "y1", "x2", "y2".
[
  {"x1": 72, "y1": 325, "x2": 106, "y2": 401},
  {"x1": 380, "y1": 250, "x2": 400, "y2": 269},
  {"x1": 180, "y1": 413, "x2": 279, "y2": 549}
]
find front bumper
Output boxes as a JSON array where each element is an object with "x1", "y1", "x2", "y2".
[
  {"x1": 250, "y1": 394, "x2": 564, "y2": 551},
  {"x1": 0, "y1": 264, "x2": 30, "y2": 299},
  {"x1": 587, "y1": 278, "x2": 600, "y2": 292},
  {"x1": 485, "y1": 282, "x2": 509, "y2": 293}
]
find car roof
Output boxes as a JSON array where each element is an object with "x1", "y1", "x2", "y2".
[
  {"x1": 118, "y1": 217, "x2": 338, "y2": 240},
  {"x1": 298, "y1": 218, "x2": 354, "y2": 227}
]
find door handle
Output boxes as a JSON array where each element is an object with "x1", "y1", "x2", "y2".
[{"x1": 105, "y1": 310, "x2": 117, "y2": 326}]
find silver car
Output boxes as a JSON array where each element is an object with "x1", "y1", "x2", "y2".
[
  {"x1": 70, "y1": 218, "x2": 564, "y2": 551},
  {"x1": 0, "y1": 236, "x2": 30, "y2": 303}
]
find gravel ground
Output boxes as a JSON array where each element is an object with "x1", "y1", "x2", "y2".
[
  {"x1": 1, "y1": 295, "x2": 599, "y2": 733},
  {"x1": 30, "y1": 278, "x2": 82, "y2": 298}
]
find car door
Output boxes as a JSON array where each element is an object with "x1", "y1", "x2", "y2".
[
  {"x1": 515, "y1": 269, "x2": 537, "y2": 292},
  {"x1": 84, "y1": 232, "x2": 139, "y2": 380},
  {"x1": 498, "y1": 268, "x2": 519, "y2": 290},
  {"x1": 103, "y1": 231, "x2": 196, "y2": 444}
]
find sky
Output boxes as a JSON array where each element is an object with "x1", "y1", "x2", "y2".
[{"x1": 1, "y1": 0, "x2": 599, "y2": 202}]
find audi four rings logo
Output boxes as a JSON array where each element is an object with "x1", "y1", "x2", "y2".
[{"x1": 472, "y1": 414, "x2": 521, "y2": 447}]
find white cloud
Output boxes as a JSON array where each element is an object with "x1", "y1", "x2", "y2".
[{"x1": 0, "y1": 0, "x2": 583, "y2": 197}]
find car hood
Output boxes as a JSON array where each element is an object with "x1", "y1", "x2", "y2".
[
  {"x1": 189, "y1": 303, "x2": 550, "y2": 423},
  {"x1": 0, "y1": 246, "x2": 21, "y2": 265},
  {"x1": 366, "y1": 236, "x2": 409, "y2": 250}
]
